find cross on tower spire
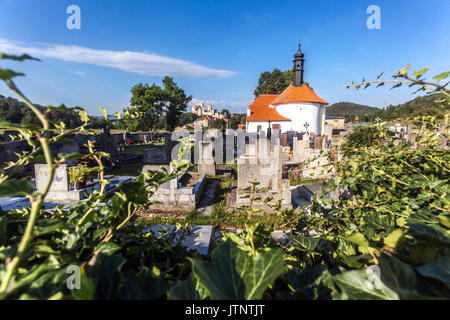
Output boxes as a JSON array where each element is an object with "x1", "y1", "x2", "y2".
[{"x1": 293, "y1": 42, "x2": 305, "y2": 87}]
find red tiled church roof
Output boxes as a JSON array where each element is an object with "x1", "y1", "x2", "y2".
[
  {"x1": 246, "y1": 83, "x2": 328, "y2": 122},
  {"x1": 246, "y1": 94, "x2": 291, "y2": 122},
  {"x1": 270, "y1": 83, "x2": 328, "y2": 105}
]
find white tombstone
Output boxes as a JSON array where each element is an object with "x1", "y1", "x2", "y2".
[{"x1": 34, "y1": 164, "x2": 69, "y2": 192}]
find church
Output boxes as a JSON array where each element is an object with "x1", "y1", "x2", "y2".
[{"x1": 246, "y1": 43, "x2": 328, "y2": 135}]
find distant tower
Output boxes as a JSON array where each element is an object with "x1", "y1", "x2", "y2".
[{"x1": 293, "y1": 42, "x2": 305, "y2": 87}]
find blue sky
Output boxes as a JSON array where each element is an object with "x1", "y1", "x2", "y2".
[{"x1": 0, "y1": 0, "x2": 449, "y2": 115}]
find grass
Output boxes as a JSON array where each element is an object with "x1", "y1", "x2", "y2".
[
  {"x1": 135, "y1": 212, "x2": 299, "y2": 231},
  {"x1": 289, "y1": 173, "x2": 325, "y2": 186},
  {"x1": 136, "y1": 173, "x2": 302, "y2": 230},
  {"x1": 107, "y1": 161, "x2": 146, "y2": 176},
  {"x1": 122, "y1": 144, "x2": 148, "y2": 155}
]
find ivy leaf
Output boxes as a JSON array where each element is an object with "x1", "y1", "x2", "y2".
[
  {"x1": 437, "y1": 215, "x2": 450, "y2": 229},
  {"x1": 284, "y1": 264, "x2": 333, "y2": 299},
  {"x1": 120, "y1": 267, "x2": 169, "y2": 300},
  {"x1": 73, "y1": 254, "x2": 126, "y2": 300},
  {"x1": 364, "y1": 212, "x2": 395, "y2": 230},
  {"x1": 389, "y1": 83, "x2": 402, "y2": 90},
  {"x1": 333, "y1": 269, "x2": 399, "y2": 300},
  {"x1": 413, "y1": 67, "x2": 430, "y2": 79},
  {"x1": 190, "y1": 240, "x2": 286, "y2": 300},
  {"x1": 398, "y1": 64, "x2": 411, "y2": 76},
  {"x1": 77, "y1": 109, "x2": 89, "y2": 123},
  {"x1": 378, "y1": 254, "x2": 432, "y2": 299},
  {"x1": 35, "y1": 219, "x2": 68, "y2": 236},
  {"x1": 0, "y1": 178, "x2": 35, "y2": 197},
  {"x1": 167, "y1": 275, "x2": 208, "y2": 300},
  {"x1": 99, "y1": 107, "x2": 108, "y2": 119},
  {"x1": 96, "y1": 242, "x2": 121, "y2": 255},
  {"x1": 0, "y1": 69, "x2": 24, "y2": 80},
  {"x1": 290, "y1": 235, "x2": 321, "y2": 251},
  {"x1": 416, "y1": 256, "x2": 450, "y2": 288},
  {"x1": 0, "y1": 53, "x2": 40, "y2": 61},
  {"x1": 340, "y1": 232, "x2": 370, "y2": 253},
  {"x1": 433, "y1": 71, "x2": 449, "y2": 81},
  {"x1": 383, "y1": 229, "x2": 404, "y2": 248},
  {"x1": 408, "y1": 222, "x2": 450, "y2": 245}
]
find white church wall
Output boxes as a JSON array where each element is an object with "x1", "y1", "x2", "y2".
[{"x1": 274, "y1": 102, "x2": 324, "y2": 134}]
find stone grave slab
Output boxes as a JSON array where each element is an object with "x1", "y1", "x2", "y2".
[{"x1": 143, "y1": 225, "x2": 215, "y2": 255}]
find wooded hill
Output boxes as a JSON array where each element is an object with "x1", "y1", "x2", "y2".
[
  {"x1": 0, "y1": 95, "x2": 109, "y2": 129},
  {"x1": 327, "y1": 93, "x2": 448, "y2": 121},
  {"x1": 326, "y1": 102, "x2": 379, "y2": 117}
]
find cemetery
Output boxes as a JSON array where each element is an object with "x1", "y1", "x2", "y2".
[
  {"x1": 0, "y1": 26, "x2": 448, "y2": 301},
  {"x1": 1, "y1": 98, "x2": 448, "y2": 261}
]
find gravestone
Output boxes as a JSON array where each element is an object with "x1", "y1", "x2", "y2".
[
  {"x1": 280, "y1": 133, "x2": 288, "y2": 146},
  {"x1": 293, "y1": 138, "x2": 308, "y2": 159},
  {"x1": 198, "y1": 140, "x2": 216, "y2": 176},
  {"x1": 324, "y1": 124, "x2": 333, "y2": 139},
  {"x1": 35, "y1": 164, "x2": 69, "y2": 192},
  {"x1": 314, "y1": 136, "x2": 324, "y2": 150},
  {"x1": 101, "y1": 128, "x2": 119, "y2": 158},
  {"x1": 60, "y1": 142, "x2": 80, "y2": 166}
]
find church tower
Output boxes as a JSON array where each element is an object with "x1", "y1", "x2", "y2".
[{"x1": 293, "y1": 42, "x2": 305, "y2": 87}]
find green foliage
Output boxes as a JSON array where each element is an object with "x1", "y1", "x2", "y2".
[
  {"x1": 342, "y1": 125, "x2": 387, "y2": 153},
  {"x1": 178, "y1": 112, "x2": 198, "y2": 127},
  {"x1": 208, "y1": 118, "x2": 226, "y2": 130},
  {"x1": 0, "y1": 95, "x2": 85, "y2": 129},
  {"x1": 189, "y1": 240, "x2": 286, "y2": 299},
  {"x1": 229, "y1": 114, "x2": 246, "y2": 130},
  {"x1": 125, "y1": 83, "x2": 165, "y2": 132},
  {"x1": 346, "y1": 65, "x2": 450, "y2": 122},
  {"x1": 254, "y1": 68, "x2": 293, "y2": 97},
  {"x1": 68, "y1": 164, "x2": 91, "y2": 184},
  {"x1": 327, "y1": 93, "x2": 449, "y2": 123},
  {"x1": 162, "y1": 77, "x2": 192, "y2": 131},
  {"x1": 124, "y1": 77, "x2": 192, "y2": 132},
  {"x1": 1, "y1": 53, "x2": 449, "y2": 300},
  {"x1": 326, "y1": 102, "x2": 379, "y2": 119},
  {"x1": 373, "y1": 93, "x2": 449, "y2": 121}
]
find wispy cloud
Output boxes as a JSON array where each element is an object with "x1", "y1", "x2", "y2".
[{"x1": 0, "y1": 38, "x2": 237, "y2": 78}]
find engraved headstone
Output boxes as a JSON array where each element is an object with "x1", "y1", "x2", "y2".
[{"x1": 35, "y1": 164, "x2": 69, "y2": 192}]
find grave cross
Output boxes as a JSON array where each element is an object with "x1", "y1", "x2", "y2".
[{"x1": 303, "y1": 122, "x2": 309, "y2": 134}]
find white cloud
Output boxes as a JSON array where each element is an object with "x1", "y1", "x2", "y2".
[{"x1": 0, "y1": 38, "x2": 237, "y2": 78}]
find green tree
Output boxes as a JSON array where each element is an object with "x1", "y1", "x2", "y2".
[
  {"x1": 178, "y1": 112, "x2": 198, "y2": 126},
  {"x1": 209, "y1": 118, "x2": 226, "y2": 130},
  {"x1": 254, "y1": 68, "x2": 293, "y2": 97},
  {"x1": 229, "y1": 115, "x2": 242, "y2": 130},
  {"x1": 125, "y1": 83, "x2": 165, "y2": 132},
  {"x1": 163, "y1": 76, "x2": 192, "y2": 131},
  {"x1": 221, "y1": 109, "x2": 230, "y2": 118}
]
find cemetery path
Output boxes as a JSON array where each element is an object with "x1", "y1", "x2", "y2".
[{"x1": 196, "y1": 179, "x2": 219, "y2": 216}]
